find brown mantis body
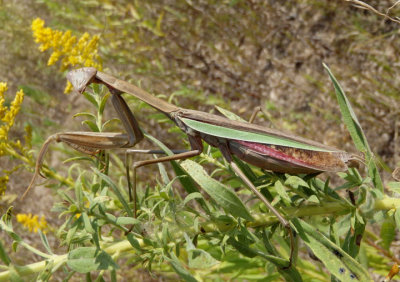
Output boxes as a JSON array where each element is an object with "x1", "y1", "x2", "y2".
[{"x1": 24, "y1": 67, "x2": 360, "y2": 266}]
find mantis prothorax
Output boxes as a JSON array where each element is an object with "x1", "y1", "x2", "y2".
[{"x1": 25, "y1": 67, "x2": 360, "y2": 267}]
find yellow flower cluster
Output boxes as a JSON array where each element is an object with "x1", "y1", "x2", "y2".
[
  {"x1": 0, "y1": 175, "x2": 9, "y2": 196},
  {"x1": 0, "y1": 83, "x2": 25, "y2": 195},
  {"x1": 16, "y1": 213, "x2": 49, "y2": 233},
  {"x1": 0, "y1": 83, "x2": 24, "y2": 142},
  {"x1": 31, "y1": 18, "x2": 102, "y2": 92}
]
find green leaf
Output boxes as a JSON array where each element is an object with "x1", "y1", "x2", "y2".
[
  {"x1": 292, "y1": 218, "x2": 371, "y2": 281},
  {"x1": 37, "y1": 259, "x2": 55, "y2": 281},
  {"x1": 323, "y1": 63, "x2": 383, "y2": 192},
  {"x1": 127, "y1": 234, "x2": 142, "y2": 251},
  {"x1": 38, "y1": 229, "x2": 53, "y2": 255},
  {"x1": 181, "y1": 118, "x2": 334, "y2": 152},
  {"x1": 227, "y1": 237, "x2": 302, "y2": 280},
  {"x1": 167, "y1": 253, "x2": 198, "y2": 282},
  {"x1": 82, "y1": 212, "x2": 95, "y2": 234},
  {"x1": 387, "y1": 182, "x2": 400, "y2": 193},
  {"x1": 380, "y1": 217, "x2": 396, "y2": 250},
  {"x1": 184, "y1": 233, "x2": 219, "y2": 269},
  {"x1": 395, "y1": 209, "x2": 400, "y2": 229},
  {"x1": 67, "y1": 247, "x2": 118, "y2": 273},
  {"x1": 274, "y1": 181, "x2": 291, "y2": 204},
  {"x1": 82, "y1": 91, "x2": 98, "y2": 108},
  {"x1": 183, "y1": 192, "x2": 204, "y2": 206},
  {"x1": 64, "y1": 156, "x2": 94, "y2": 164},
  {"x1": 0, "y1": 240, "x2": 11, "y2": 265},
  {"x1": 9, "y1": 264, "x2": 24, "y2": 282},
  {"x1": 285, "y1": 176, "x2": 309, "y2": 189},
  {"x1": 99, "y1": 92, "x2": 110, "y2": 115},
  {"x1": 0, "y1": 208, "x2": 22, "y2": 244},
  {"x1": 94, "y1": 169, "x2": 134, "y2": 217},
  {"x1": 215, "y1": 105, "x2": 246, "y2": 122},
  {"x1": 144, "y1": 133, "x2": 210, "y2": 213},
  {"x1": 83, "y1": 120, "x2": 100, "y2": 132},
  {"x1": 323, "y1": 64, "x2": 367, "y2": 152},
  {"x1": 341, "y1": 210, "x2": 365, "y2": 258},
  {"x1": 181, "y1": 160, "x2": 253, "y2": 221},
  {"x1": 73, "y1": 112, "x2": 96, "y2": 120},
  {"x1": 102, "y1": 118, "x2": 121, "y2": 131},
  {"x1": 115, "y1": 217, "x2": 140, "y2": 225}
]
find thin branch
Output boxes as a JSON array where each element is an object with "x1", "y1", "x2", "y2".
[{"x1": 346, "y1": 0, "x2": 400, "y2": 24}]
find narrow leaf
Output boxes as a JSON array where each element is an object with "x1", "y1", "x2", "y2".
[
  {"x1": 82, "y1": 91, "x2": 98, "y2": 108},
  {"x1": 67, "y1": 247, "x2": 118, "y2": 273},
  {"x1": 73, "y1": 112, "x2": 96, "y2": 120},
  {"x1": 116, "y1": 217, "x2": 140, "y2": 225},
  {"x1": 38, "y1": 229, "x2": 53, "y2": 255},
  {"x1": 323, "y1": 63, "x2": 383, "y2": 192},
  {"x1": 181, "y1": 160, "x2": 253, "y2": 221},
  {"x1": 127, "y1": 233, "x2": 142, "y2": 251},
  {"x1": 83, "y1": 120, "x2": 100, "y2": 132},
  {"x1": 292, "y1": 218, "x2": 371, "y2": 281},
  {"x1": 184, "y1": 234, "x2": 219, "y2": 269},
  {"x1": 167, "y1": 253, "x2": 198, "y2": 282},
  {"x1": 215, "y1": 105, "x2": 246, "y2": 122},
  {"x1": 99, "y1": 93, "x2": 110, "y2": 115},
  {"x1": 183, "y1": 192, "x2": 204, "y2": 206},
  {"x1": 0, "y1": 240, "x2": 11, "y2": 265},
  {"x1": 94, "y1": 169, "x2": 133, "y2": 217},
  {"x1": 323, "y1": 64, "x2": 367, "y2": 152},
  {"x1": 82, "y1": 212, "x2": 95, "y2": 234},
  {"x1": 380, "y1": 218, "x2": 396, "y2": 250},
  {"x1": 144, "y1": 133, "x2": 210, "y2": 213}
]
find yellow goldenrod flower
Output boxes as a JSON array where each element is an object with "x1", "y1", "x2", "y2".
[
  {"x1": 31, "y1": 18, "x2": 102, "y2": 92},
  {"x1": 16, "y1": 213, "x2": 49, "y2": 233},
  {"x1": 2, "y1": 89, "x2": 24, "y2": 127},
  {"x1": 0, "y1": 83, "x2": 24, "y2": 141},
  {"x1": 0, "y1": 82, "x2": 8, "y2": 119},
  {"x1": 0, "y1": 175, "x2": 9, "y2": 196}
]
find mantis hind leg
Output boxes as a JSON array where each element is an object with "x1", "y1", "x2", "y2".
[{"x1": 218, "y1": 141, "x2": 295, "y2": 268}]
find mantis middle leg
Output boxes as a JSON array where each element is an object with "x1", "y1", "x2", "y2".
[{"x1": 125, "y1": 135, "x2": 203, "y2": 217}]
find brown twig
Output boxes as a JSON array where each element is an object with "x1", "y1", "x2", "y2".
[
  {"x1": 365, "y1": 237, "x2": 400, "y2": 265},
  {"x1": 346, "y1": 0, "x2": 400, "y2": 24}
]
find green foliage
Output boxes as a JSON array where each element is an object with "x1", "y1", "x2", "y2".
[
  {"x1": 0, "y1": 72, "x2": 399, "y2": 281},
  {"x1": 1, "y1": 1, "x2": 400, "y2": 281}
]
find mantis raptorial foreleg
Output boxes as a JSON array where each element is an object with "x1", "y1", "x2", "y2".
[
  {"x1": 23, "y1": 132, "x2": 131, "y2": 198},
  {"x1": 23, "y1": 89, "x2": 144, "y2": 198}
]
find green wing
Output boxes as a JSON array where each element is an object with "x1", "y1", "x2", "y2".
[{"x1": 181, "y1": 118, "x2": 335, "y2": 152}]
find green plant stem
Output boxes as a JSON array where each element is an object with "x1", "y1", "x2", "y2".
[
  {"x1": 0, "y1": 254, "x2": 67, "y2": 281},
  {"x1": 194, "y1": 198, "x2": 400, "y2": 232},
  {"x1": 3, "y1": 145, "x2": 32, "y2": 166},
  {"x1": 3, "y1": 145, "x2": 74, "y2": 188},
  {"x1": 19, "y1": 241, "x2": 52, "y2": 259},
  {"x1": 41, "y1": 167, "x2": 74, "y2": 187},
  {"x1": 1, "y1": 197, "x2": 398, "y2": 280},
  {"x1": 0, "y1": 239, "x2": 142, "y2": 281},
  {"x1": 374, "y1": 197, "x2": 400, "y2": 210}
]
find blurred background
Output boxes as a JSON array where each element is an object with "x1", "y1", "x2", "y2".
[{"x1": 0, "y1": 0, "x2": 399, "y2": 279}]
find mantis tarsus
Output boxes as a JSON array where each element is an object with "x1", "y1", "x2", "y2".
[{"x1": 24, "y1": 67, "x2": 360, "y2": 266}]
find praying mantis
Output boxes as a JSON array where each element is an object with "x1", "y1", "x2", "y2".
[{"x1": 24, "y1": 67, "x2": 360, "y2": 266}]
